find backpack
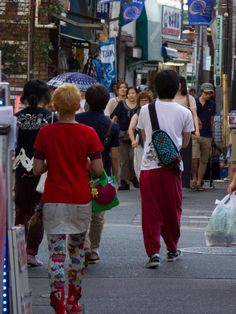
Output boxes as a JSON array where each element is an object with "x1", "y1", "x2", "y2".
[
  {"x1": 148, "y1": 102, "x2": 181, "y2": 169},
  {"x1": 82, "y1": 57, "x2": 98, "y2": 80}
]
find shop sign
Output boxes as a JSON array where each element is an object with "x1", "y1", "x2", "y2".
[
  {"x1": 214, "y1": 15, "x2": 222, "y2": 87},
  {"x1": 96, "y1": 1, "x2": 110, "y2": 20},
  {"x1": 162, "y1": 6, "x2": 182, "y2": 37}
]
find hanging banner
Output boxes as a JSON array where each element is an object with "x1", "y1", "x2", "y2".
[
  {"x1": 120, "y1": 0, "x2": 144, "y2": 26},
  {"x1": 214, "y1": 15, "x2": 222, "y2": 87},
  {"x1": 99, "y1": 37, "x2": 116, "y2": 90},
  {"x1": 188, "y1": 0, "x2": 213, "y2": 25}
]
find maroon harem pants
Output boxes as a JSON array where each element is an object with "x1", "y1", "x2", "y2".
[{"x1": 140, "y1": 168, "x2": 182, "y2": 257}]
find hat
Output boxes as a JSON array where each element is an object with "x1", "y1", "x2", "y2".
[{"x1": 201, "y1": 83, "x2": 214, "y2": 92}]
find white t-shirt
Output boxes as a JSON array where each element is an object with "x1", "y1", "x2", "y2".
[
  {"x1": 104, "y1": 97, "x2": 118, "y2": 117},
  {"x1": 137, "y1": 99, "x2": 194, "y2": 171}
]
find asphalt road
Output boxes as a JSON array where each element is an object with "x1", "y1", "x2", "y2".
[{"x1": 29, "y1": 182, "x2": 236, "y2": 314}]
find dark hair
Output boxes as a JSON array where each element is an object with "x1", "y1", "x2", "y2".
[
  {"x1": 126, "y1": 86, "x2": 138, "y2": 96},
  {"x1": 155, "y1": 70, "x2": 179, "y2": 99},
  {"x1": 85, "y1": 84, "x2": 110, "y2": 112},
  {"x1": 117, "y1": 80, "x2": 128, "y2": 90},
  {"x1": 179, "y1": 76, "x2": 188, "y2": 96},
  {"x1": 20, "y1": 79, "x2": 51, "y2": 108},
  {"x1": 189, "y1": 87, "x2": 196, "y2": 93},
  {"x1": 141, "y1": 77, "x2": 147, "y2": 85}
]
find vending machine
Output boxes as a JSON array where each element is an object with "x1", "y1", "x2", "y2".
[{"x1": 0, "y1": 82, "x2": 32, "y2": 314}]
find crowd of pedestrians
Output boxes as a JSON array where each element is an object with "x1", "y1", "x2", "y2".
[{"x1": 13, "y1": 70, "x2": 219, "y2": 313}]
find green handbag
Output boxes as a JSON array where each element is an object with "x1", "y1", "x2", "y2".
[{"x1": 91, "y1": 171, "x2": 119, "y2": 213}]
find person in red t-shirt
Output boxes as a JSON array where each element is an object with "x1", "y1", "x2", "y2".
[{"x1": 33, "y1": 83, "x2": 104, "y2": 314}]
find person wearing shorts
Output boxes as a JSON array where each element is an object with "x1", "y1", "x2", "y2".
[{"x1": 191, "y1": 83, "x2": 216, "y2": 191}]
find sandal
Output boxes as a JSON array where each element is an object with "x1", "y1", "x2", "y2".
[
  {"x1": 190, "y1": 181, "x2": 197, "y2": 190},
  {"x1": 196, "y1": 185, "x2": 205, "y2": 191}
]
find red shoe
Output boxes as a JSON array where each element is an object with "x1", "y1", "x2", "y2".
[
  {"x1": 50, "y1": 289, "x2": 67, "y2": 314},
  {"x1": 66, "y1": 284, "x2": 83, "y2": 313}
]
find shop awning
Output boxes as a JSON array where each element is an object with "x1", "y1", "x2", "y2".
[
  {"x1": 136, "y1": 0, "x2": 162, "y2": 61},
  {"x1": 163, "y1": 40, "x2": 194, "y2": 53},
  {"x1": 128, "y1": 61, "x2": 159, "y2": 72},
  {"x1": 51, "y1": 11, "x2": 102, "y2": 42}
]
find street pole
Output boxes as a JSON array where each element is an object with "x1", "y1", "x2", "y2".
[
  {"x1": 0, "y1": 50, "x2": 2, "y2": 82},
  {"x1": 222, "y1": 73, "x2": 229, "y2": 146},
  {"x1": 195, "y1": 25, "x2": 203, "y2": 94}
]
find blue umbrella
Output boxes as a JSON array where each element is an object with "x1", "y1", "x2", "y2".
[{"x1": 47, "y1": 72, "x2": 98, "y2": 92}]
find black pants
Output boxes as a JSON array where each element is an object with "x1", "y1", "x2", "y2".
[
  {"x1": 14, "y1": 176, "x2": 44, "y2": 256},
  {"x1": 180, "y1": 139, "x2": 192, "y2": 188}
]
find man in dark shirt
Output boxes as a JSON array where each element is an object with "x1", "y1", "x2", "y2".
[
  {"x1": 75, "y1": 84, "x2": 120, "y2": 264},
  {"x1": 192, "y1": 83, "x2": 216, "y2": 190}
]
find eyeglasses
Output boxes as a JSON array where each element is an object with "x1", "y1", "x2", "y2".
[
  {"x1": 140, "y1": 99, "x2": 149, "y2": 103},
  {"x1": 203, "y1": 91, "x2": 213, "y2": 95}
]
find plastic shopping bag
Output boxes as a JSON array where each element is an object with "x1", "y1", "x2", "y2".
[
  {"x1": 133, "y1": 144, "x2": 143, "y2": 181},
  {"x1": 91, "y1": 171, "x2": 119, "y2": 213},
  {"x1": 36, "y1": 172, "x2": 47, "y2": 194},
  {"x1": 205, "y1": 193, "x2": 236, "y2": 247}
]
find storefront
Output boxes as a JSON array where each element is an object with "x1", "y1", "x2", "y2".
[{"x1": 49, "y1": 0, "x2": 103, "y2": 77}]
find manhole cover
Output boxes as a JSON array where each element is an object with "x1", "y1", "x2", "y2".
[{"x1": 182, "y1": 246, "x2": 236, "y2": 255}]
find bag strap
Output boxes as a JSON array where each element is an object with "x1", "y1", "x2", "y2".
[
  {"x1": 51, "y1": 112, "x2": 54, "y2": 124},
  {"x1": 148, "y1": 101, "x2": 160, "y2": 131},
  {"x1": 103, "y1": 120, "x2": 113, "y2": 145}
]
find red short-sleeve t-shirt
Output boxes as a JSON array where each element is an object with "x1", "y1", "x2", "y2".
[{"x1": 34, "y1": 123, "x2": 103, "y2": 204}]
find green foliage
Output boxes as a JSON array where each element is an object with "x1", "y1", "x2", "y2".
[
  {"x1": 33, "y1": 39, "x2": 53, "y2": 62},
  {"x1": 39, "y1": 1, "x2": 65, "y2": 16},
  {"x1": 48, "y1": 2, "x2": 65, "y2": 15},
  {"x1": 0, "y1": 42, "x2": 23, "y2": 74}
]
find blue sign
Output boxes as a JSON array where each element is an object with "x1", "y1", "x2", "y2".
[
  {"x1": 120, "y1": 0, "x2": 144, "y2": 26},
  {"x1": 99, "y1": 38, "x2": 116, "y2": 90},
  {"x1": 96, "y1": 1, "x2": 110, "y2": 20},
  {"x1": 188, "y1": 0, "x2": 213, "y2": 25}
]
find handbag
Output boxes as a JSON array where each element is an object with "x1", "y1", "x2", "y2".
[
  {"x1": 119, "y1": 130, "x2": 131, "y2": 144},
  {"x1": 91, "y1": 171, "x2": 119, "y2": 213}
]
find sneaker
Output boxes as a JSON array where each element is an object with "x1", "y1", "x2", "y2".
[
  {"x1": 145, "y1": 254, "x2": 160, "y2": 269},
  {"x1": 27, "y1": 254, "x2": 43, "y2": 267},
  {"x1": 88, "y1": 251, "x2": 100, "y2": 264},
  {"x1": 118, "y1": 181, "x2": 130, "y2": 191},
  {"x1": 167, "y1": 249, "x2": 182, "y2": 262}
]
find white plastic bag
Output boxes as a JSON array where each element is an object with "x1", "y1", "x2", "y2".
[
  {"x1": 205, "y1": 193, "x2": 236, "y2": 247},
  {"x1": 36, "y1": 172, "x2": 47, "y2": 194},
  {"x1": 133, "y1": 134, "x2": 144, "y2": 181}
]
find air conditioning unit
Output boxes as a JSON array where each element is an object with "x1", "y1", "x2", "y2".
[
  {"x1": 162, "y1": 46, "x2": 178, "y2": 62},
  {"x1": 126, "y1": 47, "x2": 142, "y2": 59}
]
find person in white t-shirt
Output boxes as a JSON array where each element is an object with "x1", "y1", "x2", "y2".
[
  {"x1": 104, "y1": 81, "x2": 128, "y2": 117},
  {"x1": 137, "y1": 70, "x2": 194, "y2": 269}
]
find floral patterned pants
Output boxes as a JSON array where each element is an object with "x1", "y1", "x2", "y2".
[{"x1": 47, "y1": 233, "x2": 86, "y2": 292}]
